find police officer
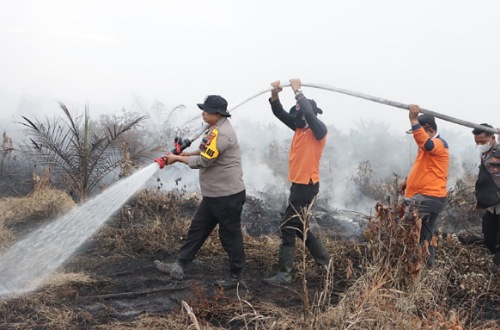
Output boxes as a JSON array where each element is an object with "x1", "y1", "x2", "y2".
[
  {"x1": 472, "y1": 123, "x2": 500, "y2": 266},
  {"x1": 154, "y1": 95, "x2": 246, "y2": 289}
]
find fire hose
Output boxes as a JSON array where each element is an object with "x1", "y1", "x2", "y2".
[{"x1": 156, "y1": 82, "x2": 499, "y2": 165}]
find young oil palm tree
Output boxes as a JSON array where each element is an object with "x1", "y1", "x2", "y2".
[{"x1": 20, "y1": 103, "x2": 147, "y2": 201}]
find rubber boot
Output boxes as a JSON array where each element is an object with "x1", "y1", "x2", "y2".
[
  {"x1": 306, "y1": 237, "x2": 330, "y2": 270},
  {"x1": 154, "y1": 260, "x2": 184, "y2": 280},
  {"x1": 215, "y1": 273, "x2": 246, "y2": 289},
  {"x1": 263, "y1": 245, "x2": 294, "y2": 285}
]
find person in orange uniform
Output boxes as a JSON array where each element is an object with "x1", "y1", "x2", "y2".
[
  {"x1": 263, "y1": 79, "x2": 331, "y2": 285},
  {"x1": 399, "y1": 104, "x2": 449, "y2": 267}
]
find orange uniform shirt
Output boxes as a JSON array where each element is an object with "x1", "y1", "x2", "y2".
[
  {"x1": 288, "y1": 128, "x2": 326, "y2": 184},
  {"x1": 405, "y1": 126, "x2": 449, "y2": 198}
]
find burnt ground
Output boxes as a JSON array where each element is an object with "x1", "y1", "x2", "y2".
[
  {"x1": 62, "y1": 248, "x2": 331, "y2": 328},
  {"x1": 53, "y1": 194, "x2": 360, "y2": 328},
  {"x1": 1, "y1": 190, "x2": 499, "y2": 329}
]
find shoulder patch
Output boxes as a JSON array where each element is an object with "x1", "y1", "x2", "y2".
[
  {"x1": 424, "y1": 139, "x2": 435, "y2": 151},
  {"x1": 200, "y1": 128, "x2": 220, "y2": 159}
]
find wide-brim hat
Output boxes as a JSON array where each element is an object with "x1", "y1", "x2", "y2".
[
  {"x1": 289, "y1": 99, "x2": 323, "y2": 116},
  {"x1": 309, "y1": 99, "x2": 323, "y2": 114},
  {"x1": 197, "y1": 95, "x2": 231, "y2": 117}
]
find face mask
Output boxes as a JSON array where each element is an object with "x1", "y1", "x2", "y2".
[
  {"x1": 295, "y1": 118, "x2": 306, "y2": 128},
  {"x1": 289, "y1": 105, "x2": 306, "y2": 128},
  {"x1": 477, "y1": 142, "x2": 492, "y2": 153}
]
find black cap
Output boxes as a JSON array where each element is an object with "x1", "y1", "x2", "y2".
[
  {"x1": 417, "y1": 114, "x2": 437, "y2": 130},
  {"x1": 407, "y1": 114, "x2": 437, "y2": 133},
  {"x1": 472, "y1": 123, "x2": 494, "y2": 135},
  {"x1": 197, "y1": 95, "x2": 231, "y2": 117}
]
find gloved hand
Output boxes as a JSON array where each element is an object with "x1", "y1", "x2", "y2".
[{"x1": 154, "y1": 156, "x2": 168, "y2": 169}]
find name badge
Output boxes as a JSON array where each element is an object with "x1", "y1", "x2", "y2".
[{"x1": 200, "y1": 128, "x2": 220, "y2": 159}]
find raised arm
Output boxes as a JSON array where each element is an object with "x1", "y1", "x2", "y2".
[
  {"x1": 291, "y1": 79, "x2": 327, "y2": 140},
  {"x1": 269, "y1": 80, "x2": 296, "y2": 131}
]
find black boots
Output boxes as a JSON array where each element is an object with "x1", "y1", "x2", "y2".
[
  {"x1": 306, "y1": 237, "x2": 331, "y2": 268},
  {"x1": 263, "y1": 238, "x2": 331, "y2": 285},
  {"x1": 263, "y1": 245, "x2": 294, "y2": 285}
]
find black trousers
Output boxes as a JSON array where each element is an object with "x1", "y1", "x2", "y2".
[
  {"x1": 482, "y1": 210, "x2": 500, "y2": 254},
  {"x1": 177, "y1": 190, "x2": 246, "y2": 276},
  {"x1": 406, "y1": 194, "x2": 446, "y2": 265},
  {"x1": 281, "y1": 182, "x2": 319, "y2": 247}
]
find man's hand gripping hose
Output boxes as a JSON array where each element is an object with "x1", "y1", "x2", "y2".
[{"x1": 154, "y1": 136, "x2": 191, "y2": 169}]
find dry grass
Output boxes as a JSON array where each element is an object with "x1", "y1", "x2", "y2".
[
  {"x1": 42, "y1": 272, "x2": 96, "y2": 289},
  {"x1": 228, "y1": 300, "x2": 303, "y2": 330},
  {"x1": 0, "y1": 187, "x2": 75, "y2": 226},
  {"x1": 306, "y1": 201, "x2": 500, "y2": 330},
  {"x1": 93, "y1": 189, "x2": 207, "y2": 257},
  {"x1": 1, "y1": 188, "x2": 499, "y2": 329},
  {"x1": 98, "y1": 313, "x2": 227, "y2": 330},
  {"x1": 0, "y1": 186, "x2": 75, "y2": 249},
  {"x1": 0, "y1": 221, "x2": 13, "y2": 249},
  {"x1": 0, "y1": 293, "x2": 97, "y2": 329}
]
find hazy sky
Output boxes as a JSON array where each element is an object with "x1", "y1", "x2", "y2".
[{"x1": 1, "y1": 0, "x2": 499, "y2": 134}]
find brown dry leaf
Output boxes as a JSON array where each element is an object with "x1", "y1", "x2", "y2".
[
  {"x1": 410, "y1": 251, "x2": 423, "y2": 282},
  {"x1": 346, "y1": 258, "x2": 353, "y2": 279},
  {"x1": 414, "y1": 216, "x2": 422, "y2": 233},
  {"x1": 388, "y1": 210, "x2": 395, "y2": 222},
  {"x1": 447, "y1": 324, "x2": 463, "y2": 330},
  {"x1": 423, "y1": 240, "x2": 431, "y2": 256},
  {"x1": 430, "y1": 235, "x2": 438, "y2": 248},
  {"x1": 397, "y1": 205, "x2": 406, "y2": 218}
]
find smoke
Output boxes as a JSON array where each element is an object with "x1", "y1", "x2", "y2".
[
  {"x1": 99, "y1": 101, "x2": 484, "y2": 238},
  {"x1": 234, "y1": 114, "x2": 479, "y2": 237},
  {"x1": 0, "y1": 93, "x2": 483, "y2": 237},
  {"x1": 319, "y1": 121, "x2": 413, "y2": 213}
]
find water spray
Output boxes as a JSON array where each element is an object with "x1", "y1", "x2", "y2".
[{"x1": 0, "y1": 163, "x2": 159, "y2": 297}]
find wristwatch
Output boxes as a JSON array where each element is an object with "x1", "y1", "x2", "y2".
[{"x1": 294, "y1": 89, "x2": 303, "y2": 94}]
